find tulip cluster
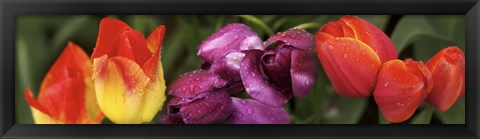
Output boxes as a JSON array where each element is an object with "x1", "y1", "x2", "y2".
[
  {"x1": 161, "y1": 23, "x2": 319, "y2": 124},
  {"x1": 24, "y1": 17, "x2": 168, "y2": 124},
  {"x1": 315, "y1": 16, "x2": 465, "y2": 123}
]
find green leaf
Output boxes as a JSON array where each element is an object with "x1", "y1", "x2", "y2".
[
  {"x1": 290, "y1": 22, "x2": 322, "y2": 30},
  {"x1": 323, "y1": 96, "x2": 367, "y2": 124},
  {"x1": 378, "y1": 110, "x2": 390, "y2": 124},
  {"x1": 391, "y1": 15, "x2": 464, "y2": 54},
  {"x1": 391, "y1": 15, "x2": 436, "y2": 52},
  {"x1": 436, "y1": 98, "x2": 465, "y2": 124},
  {"x1": 357, "y1": 15, "x2": 390, "y2": 31},
  {"x1": 15, "y1": 37, "x2": 34, "y2": 124},
  {"x1": 293, "y1": 72, "x2": 328, "y2": 124},
  {"x1": 51, "y1": 16, "x2": 90, "y2": 53},
  {"x1": 236, "y1": 15, "x2": 274, "y2": 36},
  {"x1": 410, "y1": 105, "x2": 435, "y2": 124}
]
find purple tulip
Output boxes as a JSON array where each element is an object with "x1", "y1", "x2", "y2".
[
  {"x1": 162, "y1": 23, "x2": 318, "y2": 124},
  {"x1": 240, "y1": 29, "x2": 318, "y2": 107}
]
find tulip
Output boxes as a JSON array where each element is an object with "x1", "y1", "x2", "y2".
[
  {"x1": 316, "y1": 15, "x2": 398, "y2": 98},
  {"x1": 24, "y1": 42, "x2": 104, "y2": 124},
  {"x1": 91, "y1": 17, "x2": 166, "y2": 124},
  {"x1": 240, "y1": 29, "x2": 318, "y2": 107},
  {"x1": 374, "y1": 59, "x2": 433, "y2": 123},
  {"x1": 425, "y1": 46, "x2": 465, "y2": 112}
]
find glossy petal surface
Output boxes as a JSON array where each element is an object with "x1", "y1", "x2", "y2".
[
  {"x1": 168, "y1": 70, "x2": 228, "y2": 99},
  {"x1": 316, "y1": 33, "x2": 381, "y2": 97},
  {"x1": 197, "y1": 23, "x2": 264, "y2": 64},
  {"x1": 225, "y1": 98, "x2": 290, "y2": 124},
  {"x1": 240, "y1": 50, "x2": 290, "y2": 107},
  {"x1": 25, "y1": 42, "x2": 103, "y2": 124},
  {"x1": 374, "y1": 59, "x2": 432, "y2": 123},
  {"x1": 425, "y1": 46, "x2": 465, "y2": 112}
]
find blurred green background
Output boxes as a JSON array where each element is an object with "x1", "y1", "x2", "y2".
[{"x1": 15, "y1": 15, "x2": 465, "y2": 124}]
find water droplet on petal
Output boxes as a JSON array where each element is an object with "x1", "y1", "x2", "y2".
[
  {"x1": 360, "y1": 50, "x2": 366, "y2": 56},
  {"x1": 384, "y1": 81, "x2": 389, "y2": 86},
  {"x1": 240, "y1": 100, "x2": 248, "y2": 105},
  {"x1": 328, "y1": 45, "x2": 334, "y2": 50},
  {"x1": 343, "y1": 53, "x2": 348, "y2": 58},
  {"x1": 247, "y1": 108, "x2": 254, "y2": 115}
]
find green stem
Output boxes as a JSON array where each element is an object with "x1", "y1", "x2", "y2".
[
  {"x1": 410, "y1": 105, "x2": 435, "y2": 124},
  {"x1": 378, "y1": 110, "x2": 390, "y2": 124}
]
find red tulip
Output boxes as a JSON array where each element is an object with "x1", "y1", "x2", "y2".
[
  {"x1": 316, "y1": 15, "x2": 398, "y2": 98},
  {"x1": 374, "y1": 59, "x2": 433, "y2": 123},
  {"x1": 425, "y1": 46, "x2": 465, "y2": 112},
  {"x1": 91, "y1": 17, "x2": 167, "y2": 124},
  {"x1": 24, "y1": 42, "x2": 104, "y2": 124}
]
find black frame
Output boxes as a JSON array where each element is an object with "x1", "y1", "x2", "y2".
[{"x1": 1, "y1": 0, "x2": 479, "y2": 138}]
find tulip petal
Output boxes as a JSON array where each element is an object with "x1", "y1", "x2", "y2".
[
  {"x1": 316, "y1": 33, "x2": 381, "y2": 98},
  {"x1": 265, "y1": 29, "x2": 315, "y2": 50},
  {"x1": 176, "y1": 91, "x2": 233, "y2": 124},
  {"x1": 143, "y1": 25, "x2": 165, "y2": 79},
  {"x1": 26, "y1": 42, "x2": 103, "y2": 124},
  {"x1": 225, "y1": 98, "x2": 290, "y2": 124},
  {"x1": 374, "y1": 59, "x2": 432, "y2": 123},
  {"x1": 261, "y1": 46, "x2": 293, "y2": 98},
  {"x1": 168, "y1": 70, "x2": 228, "y2": 99},
  {"x1": 93, "y1": 55, "x2": 151, "y2": 124},
  {"x1": 91, "y1": 17, "x2": 129, "y2": 60},
  {"x1": 240, "y1": 50, "x2": 290, "y2": 107},
  {"x1": 197, "y1": 23, "x2": 264, "y2": 63},
  {"x1": 339, "y1": 16, "x2": 398, "y2": 63},
  {"x1": 92, "y1": 17, "x2": 152, "y2": 66},
  {"x1": 426, "y1": 46, "x2": 465, "y2": 112},
  {"x1": 160, "y1": 113, "x2": 184, "y2": 124},
  {"x1": 290, "y1": 49, "x2": 319, "y2": 98},
  {"x1": 26, "y1": 88, "x2": 59, "y2": 124},
  {"x1": 207, "y1": 52, "x2": 245, "y2": 82},
  {"x1": 40, "y1": 42, "x2": 92, "y2": 94}
]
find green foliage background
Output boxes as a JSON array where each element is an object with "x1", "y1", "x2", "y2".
[{"x1": 15, "y1": 15, "x2": 465, "y2": 124}]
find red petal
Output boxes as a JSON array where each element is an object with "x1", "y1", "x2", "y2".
[
  {"x1": 426, "y1": 46, "x2": 465, "y2": 111},
  {"x1": 91, "y1": 17, "x2": 129, "y2": 59},
  {"x1": 142, "y1": 25, "x2": 165, "y2": 79},
  {"x1": 374, "y1": 59, "x2": 431, "y2": 123},
  {"x1": 92, "y1": 17, "x2": 152, "y2": 66},
  {"x1": 24, "y1": 88, "x2": 52, "y2": 117},
  {"x1": 339, "y1": 16, "x2": 398, "y2": 63},
  {"x1": 316, "y1": 32, "x2": 381, "y2": 98}
]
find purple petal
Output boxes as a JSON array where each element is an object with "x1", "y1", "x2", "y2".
[
  {"x1": 160, "y1": 113, "x2": 184, "y2": 124},
  {"x1": 240, "y1": 50, "x2": 290, "y2": 107},
  {"x1": 208, "y1": 51, "x2": 245, "y2": 82},
  {"x1": 178, "y1": 90, "x2": 234, "y2": 124},
  {"x1": 197, "y1": 23, "x2": 264, "y2": 64},
  {"x1": 290, "y1": 49, "x2": 319, "y2": 98},
  {"x1": 265, "y1": 29, "x2": 314, "y2": 50},
  {"x1": 261, "y1": 45, "x2": 293, "y2": 97},
  {"x1": 225, "y1": 98, "x2": 290, "y2": 124},
  {"x1": 168, "y1": 70, "x2": 228, "y2": 99}
]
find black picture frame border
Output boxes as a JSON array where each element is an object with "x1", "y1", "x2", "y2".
[{"x1": 1, "y1": 0, "x2": 479, "y2": 138}]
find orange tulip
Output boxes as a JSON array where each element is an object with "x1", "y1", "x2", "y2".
[
  {"x1": 91, "y1": 17, "x2": 166, "y2": 124},
  {"x1": 24, "y1": 42, "x2": 104, "y2": 124},
  {"x1": 425, "y1": 46, "x2": 465, "y2": 112},
  {"x1": 374, "y1": 59, "x2": 433, "y2": 123},
  {"x1": 316, "y1": 15, "x2": 398, "y2": 98}
]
